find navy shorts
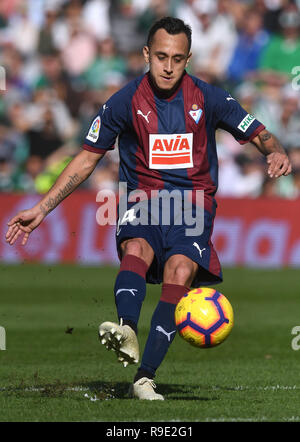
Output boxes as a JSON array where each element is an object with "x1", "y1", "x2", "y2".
[{"x1": 115, "y1": 196, "x2": 222, "y2": 287}]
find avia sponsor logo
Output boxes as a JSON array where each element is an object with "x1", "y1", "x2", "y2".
[
  {"x1": 149, "y1": 133, "x2": 193, "y2": 169},
  {"x1": 86, "y1": 116, "x2": 101, "y2": 143},
  {"x1": 238, "y1": 114, "x2": 255, "y2": 133}
]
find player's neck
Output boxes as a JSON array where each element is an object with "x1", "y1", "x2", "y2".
[{"x1": 148, "y1": 71, "x2": 185, "y2": 100}]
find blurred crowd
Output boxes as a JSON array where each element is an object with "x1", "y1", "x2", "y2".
[{"x1": 0, "y1": 0, "x2": 300, "y2": 198}]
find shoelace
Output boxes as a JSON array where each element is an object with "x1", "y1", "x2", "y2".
[
  {"x1": 140, "y1": 378, "x2": 157, "y2": 389},
  {"x1": 118, "y1": 318, "x2": 128, "y2": 339}
]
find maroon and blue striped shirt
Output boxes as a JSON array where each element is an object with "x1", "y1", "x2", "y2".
[{"x1": 83, "y1": 71, "x2": 265, "y2": 203}]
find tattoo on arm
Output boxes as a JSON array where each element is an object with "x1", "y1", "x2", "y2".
[
  {"x1": 257, "y1": 130, "x2": 285, "y2": 155},
  {"x1": 39, "y1": 204, "x2": 48, "y2": 216},
  {"x1": 42, "y1": 174, "x2": 81, "y2": 214},
  {"x1": 259, "y1": 132, "x2": 272, "y2": 143}
]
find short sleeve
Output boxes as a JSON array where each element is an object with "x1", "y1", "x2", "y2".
[
  {"x1": 83, "y1": 88, "x2": 131, "y2": 154},
  {"x1": 212, "y1": 86, "x2": 265, "y2": 144}
]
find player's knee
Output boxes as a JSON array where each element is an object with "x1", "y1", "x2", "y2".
[
  {"x1": 173, "y1": 263, "x2": 193, "y2": 286},
  {"x1": 122, "y1": 239, "x2": 144, "y2": 257},
  {"x1": 164, "y1": 256, "x2": 197, "y2": 286},
  {"x1": 121, "y1": 238, "x2": 154, "y2": 264}
]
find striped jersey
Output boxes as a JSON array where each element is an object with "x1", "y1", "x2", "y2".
[{"x1": 83, "y1": 71, "x2": 265, "y2": 199}]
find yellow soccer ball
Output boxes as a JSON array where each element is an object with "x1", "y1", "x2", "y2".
[{"x1": 175, "y1": 287, "x2": 234, "y2": 348}]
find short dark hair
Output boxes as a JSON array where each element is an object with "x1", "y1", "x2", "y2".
[{"x1": 147, "y1": 17, "x2": 192, "y2": 52}]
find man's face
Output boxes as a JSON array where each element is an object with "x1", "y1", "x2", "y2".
[{"x1": 143, "y1": 28, "x2": 191, "y2": 93}]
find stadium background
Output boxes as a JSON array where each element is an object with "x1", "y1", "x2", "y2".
[
  {"x1": 1, "y1": 0, "x2": 300, "y2": 423},
  {"x1": 1, "y1": 0, "x2": 300, "y2": 267}
]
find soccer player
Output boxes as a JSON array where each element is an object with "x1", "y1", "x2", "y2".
[{"x1": 6, "y1": 17, "x2": 291, "y2": 400}]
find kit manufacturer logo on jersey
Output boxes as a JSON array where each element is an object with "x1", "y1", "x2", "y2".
[
  {"x1": 149, "y1": 133, "x2": 193, "y2": 169},
  {"x1": 87, "y1": 116, "x2": 101, "y2": 143},
  {"x1": 238, "y1": 114, "x2": 255, "y2": 133},
  {"x1": 137, "y1": 109, "x2": 151, "y2": 123},
  {"x1": 189, "y1": 104, "x2": 202, "y2": 124},
  {"x1": 226, "y1": 94, "x2": 235, "y2": 102}
]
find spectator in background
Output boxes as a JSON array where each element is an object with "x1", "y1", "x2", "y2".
[
  {"x1": 274, "y1": 145, "x2": 300, "y2": 197},
  {"x1": 0, "y1": 119, "x2": 20, "y2": 191},
  {"x1": 260, "y1": 175, "x2": 280, "y2": 197},
  {"x1": 34, "y1": 49, "x2": 83, "y2": 118},
  {"x1": 82, "y1": 0, "x2": 111, "y2": 42},
  {"x1": 137, "y1": 0, "x2": 172, "y2": 37},
  {"x1": 0, "y1": 1, "x2": 9, "y2": 30},
  {"x1": 109, "y1": 0, "x2": 145, "y2": 54},
  {"x1": 254, "y1": 0, "x2": 289, "y2": 34},
  {"x1": 251, "y1": 76, "x2": 283, "y2": 136},
  {"x1": 22, "y1": 87, "x2": 76, "y2": 142},
  {"x1": 231, "y1": 151, "x2": 265, "y2": 197},
  {"x1": 234, "y1": 81, "x2": 259, "y2": 113},
  {"x1": 275, "y1": 84, "x2": 300, "y2": 149},
  {"x1": 25, "y1": 106, "x2": 64, "y2": 160},
  {"x1": 83, "y1": 37, "x2": 127, "y2": 90},
  {"x1": 2, "y1": 0, "x2": 39, "y2": 58},
  {"x1": 216, "y1": 141, "x2": 242, "y2": 197},
  {"x1": 125, "y1": 50, "x2": 147, "y2": 82},
  {"x1": 61, "y1": 21, "x2": 97, "y2": 77},
  {"x1": 218, "y1": 147, "x2": 266, "y2": 198},
  {"x1": 177, "y1": 0, "x2": 237, "y2": 83},
  {"x1": 50, "y1": 0, "x2": 85, "y2": 52},
  {"x1": 259, "y1": 4, "x2": 300, "y2": 84},
  {"x1": 1, "y1": 0, "x2": 300, "y2": 199},
  {"x1": 226, "y1": 8, "x2": 270, "y2": 86},
  {"x1": 88, "y1": 150, "x2": 119, "y2": 192},
  {"x1": 252, "y1": 81, "x2": 300, "y2": 149},
  {"x1": 37, "y1": 6, "x2": 59, "y2": 55},
  {"x1": 14, "y1": 155, "x2": 44, "y2": 193},
  {"x1": 4, "y1": 81, "x2": 78, "y2": 193},
  {"x1": 1, "y1": 43, "x2": 32, "y2": 100}
]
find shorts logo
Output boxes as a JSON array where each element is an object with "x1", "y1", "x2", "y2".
[
  {"x1": 149, "y1": 133, "x2": 193, "y2": 169},
  {"x1": 238, "y1": 114, "x2": 255, "y2": 133},
  {"x1": 86, "y1": 116, "x2": 101, "y2": 143},
  {"x1": 193, "y1": 242, "x2": 206, "y2": 258}
]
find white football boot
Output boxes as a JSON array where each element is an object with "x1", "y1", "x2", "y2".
[
  {"x1": 129, "y1": 377, "x2": 164, "y2": 401},
  {"x1": 99, "y1": 319, "x2": 139, "y2": 367}
]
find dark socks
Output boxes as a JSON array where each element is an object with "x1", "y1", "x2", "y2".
[
  {"x1": 114, "y1": 254, "x2": 148, "y2": 334},
  {"x1": 135, "y1": 283, "x2": 189, "y2": 380}
]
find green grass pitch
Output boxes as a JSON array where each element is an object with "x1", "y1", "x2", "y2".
[{"x1": 0, "y1": 263, "x2": 300, "y2": 422}]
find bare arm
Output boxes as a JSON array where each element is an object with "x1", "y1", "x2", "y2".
[
  {"x1": 38, "y1": 149, "x2": 103, "y2": 215},
  {"x1": 251, "y1": 129, "x2": 292, "y2": 178},
  {"x1": 6, "y1": 149, "x2": 104, "y2": 245}
]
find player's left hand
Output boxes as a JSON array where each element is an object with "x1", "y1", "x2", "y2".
[{"x1": 266, "y1": 152, "x2": 292, "y2": 178}]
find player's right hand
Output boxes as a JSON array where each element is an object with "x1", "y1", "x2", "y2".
[{"x1": 5, "y1": 208, "x2": 46, "y2": 246}]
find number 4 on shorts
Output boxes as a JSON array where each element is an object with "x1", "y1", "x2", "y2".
[{"x1": 116, "y1": 209, "x2": 136, "y2": 235}]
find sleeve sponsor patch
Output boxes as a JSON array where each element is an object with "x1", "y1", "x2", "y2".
[
  {"x1": 237, "y1": 114, "x2": 255, "y2": 133},
  {"x1": 86, "y1": 116, "x2": 101, "y2": 143}
]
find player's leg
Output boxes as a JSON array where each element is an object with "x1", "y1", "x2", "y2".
[
  {"x1": 130, "y1": 204, "x2": 222, "y2": 399},
  {"x1": 131, "y1": 254, "x2": 197, "y2": 400},
  {"x1": 99, "y1": 238, "x2": 154, "y2": 366},
  {"x1": 114, "y1": 238, "x2": 154, "y2": 333}
]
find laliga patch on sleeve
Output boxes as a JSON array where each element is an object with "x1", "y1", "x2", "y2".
[{"x1": 86, "y1": 116, "x2": 101, "y2": 143}]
